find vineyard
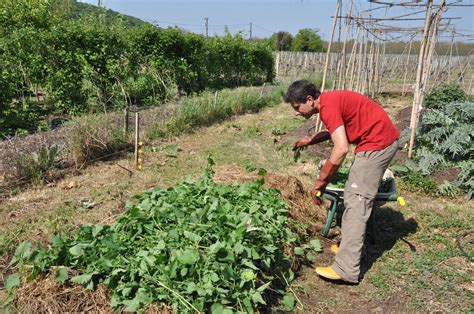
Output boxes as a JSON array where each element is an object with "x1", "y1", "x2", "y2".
[{"x1": 1, "y1": 0, "x2": 473, "y2": 313}]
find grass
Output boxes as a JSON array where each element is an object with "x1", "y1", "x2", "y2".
[
  {"x1": 146, "y1": 84, "x2": 287, "y2": 139},
  {"x1": 365, "y1": 199, "x2": 473, "y2": 312},
  {"x1": 1, "y1": 95, "x2": 473, "y2": 311}
]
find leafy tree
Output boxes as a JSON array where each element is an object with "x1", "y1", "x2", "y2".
[
  {"x1": 270, "y1": 31, "x2": 293, "y2": 51},
  {"x1": 291, "y1": 28, "x2": 324, "y2": 52}
]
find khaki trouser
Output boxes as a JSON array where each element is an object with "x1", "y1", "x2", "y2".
[{"x1": 332, "y1": 139, "x2": 399, "y2": 283}]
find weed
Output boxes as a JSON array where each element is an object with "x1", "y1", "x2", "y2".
[
  {"x1": 15, "y1": 144, "x2": 59, "y2": 185},
  {"x1": 68, "y1": 114, "x2": 130, "y2": 167}
]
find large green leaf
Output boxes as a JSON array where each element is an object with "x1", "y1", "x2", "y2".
[{"x1": 5, "y1": 273, "x2": 21, "y2": 292}]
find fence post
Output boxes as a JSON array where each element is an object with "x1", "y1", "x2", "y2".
[
  {"x1": 134, "y1": 112, "x2": 140, "y2": 170},
  {"x1": 124, "y1": 108, "x2": 129, "y2": 134}
]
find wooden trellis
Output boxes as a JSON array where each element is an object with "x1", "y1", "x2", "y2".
[{"x1": 277, "y1": 0, "x2": 473, "y2": 156}]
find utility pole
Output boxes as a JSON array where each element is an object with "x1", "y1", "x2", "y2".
[
  {"x1": 204, "y1": 17, "x2": 209, "y2": 38},
  {"x1": 97, "y1": 0, "x2": 101, "y2": 7},
  {"x1": 249, "y1": 22, "x2": 253, "y2": 40}
]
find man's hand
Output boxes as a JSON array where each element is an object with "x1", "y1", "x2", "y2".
[
  {"x1": 311, "y1": 187, "x2": 323, "y2": 206},
  {"x1": 293, "y1": 130, "x2": 331, "y2": 150},
  {"x1": 293, "y1": 136, "x2": 312, "y2": 149},
  {"x1": 311, "y1": 159, "x2": 341, "y2": 206}
]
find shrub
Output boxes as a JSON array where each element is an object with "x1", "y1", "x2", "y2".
[
  {"x1": 68, "y1": 114, "x2": 129, "y2": 167},
  {"x1": 424, "y1": 84, "x2": 467, "y2": 110}
]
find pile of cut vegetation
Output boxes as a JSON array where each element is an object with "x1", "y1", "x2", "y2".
[{"x1": 6, "y1": 158, "x2": 322, "y2": 312}]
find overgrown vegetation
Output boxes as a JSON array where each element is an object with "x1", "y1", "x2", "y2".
[
  {"x1": 68, "y1": 115, "x2": 130, "y2": 167},
  {"x1": 15, "y1": 144, "x2": 60, "y2": 185},
  {"x1": 146, "y1": 85, "x2": 286, "y2": 139},
  {"x1": 7, "y1": 159, "x2": 321, "y2": 312}
]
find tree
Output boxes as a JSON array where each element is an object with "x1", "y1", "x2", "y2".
[
  {"x1": 291, "y1": 28, "x2": 324, "y2": 52},
  {"x1": 270, "y1": 31, "x2": 293, "y2": 51}
]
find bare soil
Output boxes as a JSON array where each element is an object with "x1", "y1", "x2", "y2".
[
  {"x1": 431, "y1": 167, "x2": 461, "y2": 184},
  {"x1": 285, "y1": 118, "x2": 332, "y2": 159}
]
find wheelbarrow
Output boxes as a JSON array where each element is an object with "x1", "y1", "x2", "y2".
[{"x1": 320, "y1": 168, "x2": 405, "y2": 237}]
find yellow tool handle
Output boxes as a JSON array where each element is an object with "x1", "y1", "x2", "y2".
[{"x1": 397, "y1": 196, "x2": 406, "y2": 206}]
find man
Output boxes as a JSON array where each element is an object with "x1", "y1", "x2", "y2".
[{"x1": 284, "y1": 80, "x2": 400, "y2": 283}]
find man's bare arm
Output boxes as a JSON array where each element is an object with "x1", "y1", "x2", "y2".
[{"x1": 328, "y1": 125, "x2": 349, "y2": 165}]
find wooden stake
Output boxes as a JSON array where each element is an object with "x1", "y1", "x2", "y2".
[
  {"x1": 348, "y1": 26, "x2": 361, "y2": 90},
  {"x1": 134, "y1": 112, "x2": 140, "y2": 169},
  {"x1": 316, "y1": 0, "x2": 341, "y2": 132},
  {"x1": 338, "y1": 0, "x2": 353, "y2": 90},
  {"x1": 402, "y1": 40, "x2": 413, "y2": 96},
  {"x1": 124, "y1": 108, "x2": 129, "y2": 134}
]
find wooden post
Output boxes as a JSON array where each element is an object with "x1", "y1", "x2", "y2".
[
  {"x1": 421, "y1": 10, "x2": 443, "y2": 100},
  {"x1": 402, "y1": 40, "x2": 413, "y2": 96},
  {"x1": 123, "y1": 108, "x2": 129, "y2": 135},
  {"x1": 134, "y1": 112, "x2": 140, "y2": 169},
  {"x1": 275, "y1": 52, "x2": 280, "y2": 77},
  {"x1": 355, "y1": 30, "x2": 366, "y2": 94},
  {"x1": 408, "y1": 0, "x2": 435, "y2": 159},
  {"x1": 348, "y1": 26, "x2": 360, "y2": 90},
  {"x1": 260, "y1": 83, "x2": 266, "y2": 97},
  {"x1": 316, "y1": 0, "x2": 341, "y2": 132},
  {"x1": 448, "y1": 27, "x2": 455, "y2": 82},
  {"x1": 368, "y1": 35, "x2": 376, "y2": 97},
  {"x1": 338, "y1": 0, "x2": 353, "y2": 90},
  {"x1": 378, "y1": 39, "x2": 386, "y2": 94}
]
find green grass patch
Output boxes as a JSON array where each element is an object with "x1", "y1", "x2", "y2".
[{"x1": 146, "y1": 84, "x2": 288, "y2": 140}]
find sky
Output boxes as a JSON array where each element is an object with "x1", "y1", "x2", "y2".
[{"x1": 78, "y1": 0, "x2": 473, "y2": 42}]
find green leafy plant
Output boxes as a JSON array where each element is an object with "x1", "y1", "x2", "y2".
[
  {"x1": 391, "y1": 163, "x2": 438, "y2": 195},
  {"x1": 9, "y1": 158, "x2": 321, "y2": 312},
  {"x1": 424, "y1": 84, "x2": 467, "y2": 110},
  {"x1": 409, "y1": 100, "x2": 473, "y2": 199}
]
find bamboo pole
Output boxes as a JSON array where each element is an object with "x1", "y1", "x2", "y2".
[
  {"x1": 448, "y1": 27, "x2": 455, "y2": 82},
  {"x1": 348, "y1": 26, "x2": 361, "y2": 90},
  {"x1": 124, "y1": 108, "x2": 129, "y2": 135},
  {"x1": 368, "y1": 34, "x2": 376, "y2": 97},
  {"x1": 355, "y1": 28, "x2": 365, "y2": 93},
  {"x1": 421, "y1": 7, "x2": 444, "y2": 95},
  {"x1": 338, "y1": 0, "x2": 353, "y2": 90},
  {"x1": 316, "y1": 0, "x2": 341, "y2": 132},
  {"x1": 275, "y1": 52, "x2": 280, "y2": 77},
  {"x1": 134, "y1": 112, "x2": 140, "y2": 169},
  {"x1": 371, "y1": 37, "x2": 380, "y2": 98},
  {"x1": 408, "y1": 0, "x2": 443, "y2": 159},
  {"x1": 377, "y1": 39, "x2": 386, "y2": 94},
  {"x1": 402, "y1": 40, "x2": 413, "y2": 96}
]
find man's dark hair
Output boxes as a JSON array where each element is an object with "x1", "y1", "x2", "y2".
[{"x1": 284, "y1": 80, "x2": 321, "y2": 103}]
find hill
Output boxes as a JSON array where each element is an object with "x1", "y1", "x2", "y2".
[{"x1": 70, "y1": 0, "x2": 148, "y2": 27}]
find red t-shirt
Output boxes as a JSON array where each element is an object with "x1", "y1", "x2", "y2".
[{"x1": 319, "y1": 91, "x2": 400, "y2": 153}]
